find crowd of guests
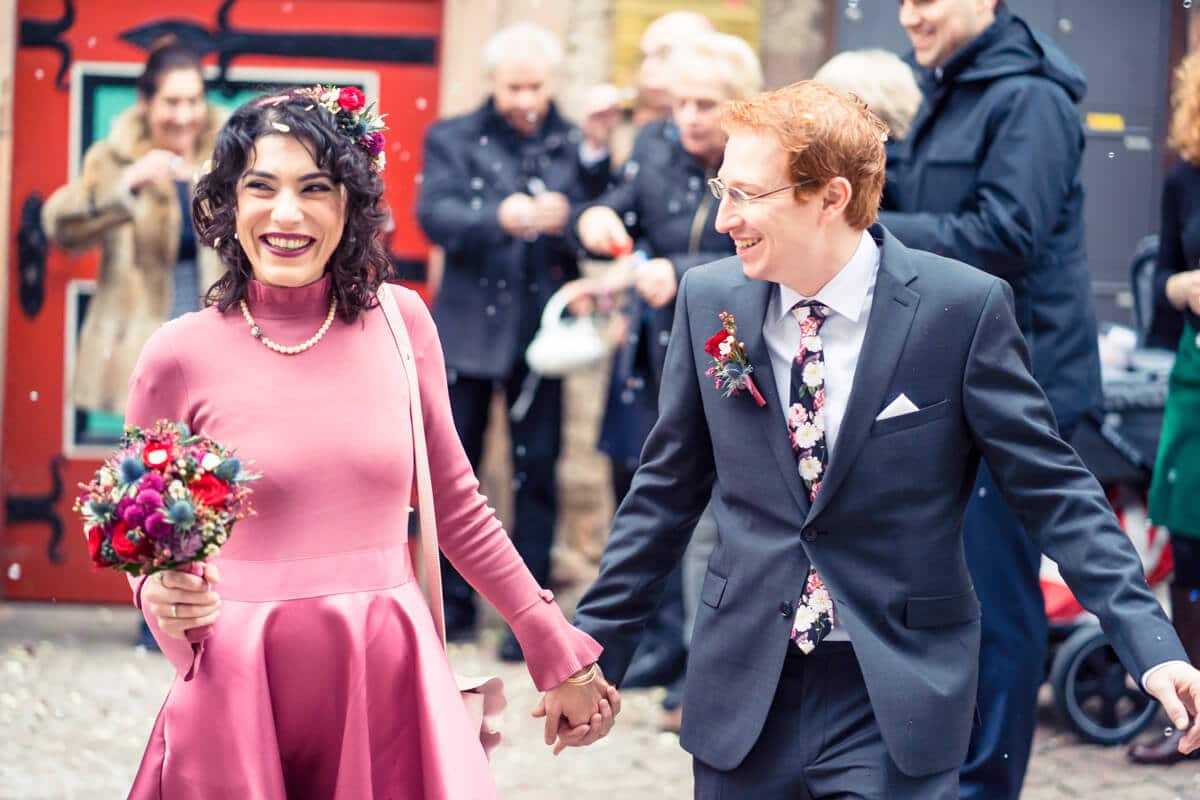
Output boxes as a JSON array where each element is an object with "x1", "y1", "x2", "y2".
[{"x1": 43, "y1": 1, "x2": 1200, "y2": 797}]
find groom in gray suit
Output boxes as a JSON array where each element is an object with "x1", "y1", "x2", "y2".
[{"x1": 572, "y1": 81, "x2": 1200, "y2": 798}]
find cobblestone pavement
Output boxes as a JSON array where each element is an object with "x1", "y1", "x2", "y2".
[{"x1": 3, "y1": 602, "x2": 1199, "y2": 799}]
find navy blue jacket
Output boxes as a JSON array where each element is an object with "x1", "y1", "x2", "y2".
[
  {"x1": 880, "y1": 9, "x2": 1101, "y2": 431},
  {"x1": 572, "y1": 119, "x2": 735, "y2": 463},
  {"x1": 416, "y1": 99, "x2": 610, "y2": 379}
]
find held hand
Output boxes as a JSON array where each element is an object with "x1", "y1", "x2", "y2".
[
  {"x1": 634, "y1": 258, "x2": 678, "y2": 308},
  {"x1": 1144, "y1": 662, "x2": 1200, "y2": 754},
  {"x1": 141, "y1": 562, "x2": 222, "y2": 641},
  {"x1": 498, "y1": 193, "x2": 537, "y2": 239},
  {"x1": 531, "y1": 663, "x2": 622, "y2": 754},
  {"x1": 580, "y1": 83, "x2": 622, "y2": 150},
  {"x1": 531, "y1": 191, "x2": 570, "y2": 236},
  {"x1": 122, "y1": 149, "x2": 188, "y2": 193},
  {"x1": 576, "y1": 205, "x2": 632, "y2": 256}
]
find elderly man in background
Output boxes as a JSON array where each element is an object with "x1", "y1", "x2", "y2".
[
  {"x1": 878, "y1": 1, "x2": 1099, "y2": 797},
  {"x1": 415, "y1": 22, "x2": 615, "y2": 659}
]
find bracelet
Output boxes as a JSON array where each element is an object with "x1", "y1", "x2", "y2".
[{"x1": 565, "y1": 662, "x2": 599, "y2": 686}]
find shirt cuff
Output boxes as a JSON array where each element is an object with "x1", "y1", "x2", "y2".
[
  {"x1": 1141, "y1": 659, "x2": 1189, "y2": 690},
  {"x1": 507, "y1": 588, "x2": 604, "y2": 691},
  {"x1": 578, "y1": 140, "x2": 609, "y2": 167}
]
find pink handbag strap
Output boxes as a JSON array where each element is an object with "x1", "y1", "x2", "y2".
[{"x1": 377, "y1": 286, "x2": 448, "y2": 649}]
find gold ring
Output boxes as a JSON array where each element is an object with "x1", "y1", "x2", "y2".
[{"x1": 171, "y1": 603, "x2": 178, "y2": 619}]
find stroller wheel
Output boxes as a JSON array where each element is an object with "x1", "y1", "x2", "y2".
[{"x1": 1049, "y1": 622, "x2": 1159, "y2": 745}]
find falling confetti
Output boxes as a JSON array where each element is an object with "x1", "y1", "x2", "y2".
[
  {"x1": 6, "y1": 564, "x2": 20, "y2": 581},
  {"x1": 416, "y1": 97, "x2": 428, "y2": 110},
  {"x1": 28, "y1": 391, "x2": 38, "y2": 402}
]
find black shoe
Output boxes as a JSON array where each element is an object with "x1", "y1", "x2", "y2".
[{"x1": 498, "y1": 632, "x2": 525, "y2": 663}]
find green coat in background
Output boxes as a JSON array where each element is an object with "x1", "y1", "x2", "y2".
[{"x1": 1150, "y1": 322, "x2": 1200, "y2": 539}]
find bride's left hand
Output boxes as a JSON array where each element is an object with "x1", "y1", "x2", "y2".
[{"x1": 532, "y1": 664, "x2": 622, "y2": 754}]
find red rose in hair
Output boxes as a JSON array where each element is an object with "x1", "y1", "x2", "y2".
[
  {"x1": 142, "y1": 441, "x2": 173, "y2": 471},
  {"x1": 110, "y1": 521, "x2": 149, "y2": 561},
  {"x1": 704, "y1": 330, "x2": 731, "y2": 357},
  {"x1": 191, "y1": 473, "x2": 232, "y2": 508},
  {"x1": 338, "y1": 87, "x2": 365, "y2": 112}
]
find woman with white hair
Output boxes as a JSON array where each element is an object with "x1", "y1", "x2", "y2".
[
  {"x1": 572, "y1": 30, "x2": 762, "y2": 729},
  {"x1": 813, "y1": 49, "x2": 922, "y2": 141}
]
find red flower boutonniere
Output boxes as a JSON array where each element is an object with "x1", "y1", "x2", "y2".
[{"x1": 704, "y1": 312, "x2": 766, "y2": 407}]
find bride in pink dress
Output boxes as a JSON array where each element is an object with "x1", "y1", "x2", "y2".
[{"x1": 124, "y1": 86, "x2": 618, "y2": 799}]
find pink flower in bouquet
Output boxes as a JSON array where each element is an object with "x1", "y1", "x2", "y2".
[
  {"x1": 122, "y1": 503, "x2": 148, "y2": 529},
  {"x1": 139, "y1": 472, "x2": 166, "y2": 492},
  {"x1": 136, "y1": 488, "x2": 164, "y2": 509},
  {"x1": 364, "y1": 131, "x2": 386, "y2": 156},
  {"x1": 144, "y1": 511, "x2": 175, "y2": 540}
]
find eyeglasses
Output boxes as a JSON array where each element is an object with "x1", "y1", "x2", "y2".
[{"x1": 706, "y1": 177, "x2": 815, "y2": 207}]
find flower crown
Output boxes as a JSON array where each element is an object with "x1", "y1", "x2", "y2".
[{"x1": 259, "y1": 85, "x2": 388, "y2": 174}]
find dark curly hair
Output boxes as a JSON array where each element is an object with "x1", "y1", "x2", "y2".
[{"x1": 193, "y1": 90, "x2": 390, "y2": 321}]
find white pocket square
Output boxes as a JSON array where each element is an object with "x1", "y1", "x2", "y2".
[{"x1": 875, "y1": 393, "x2": 920, "y2": 421}]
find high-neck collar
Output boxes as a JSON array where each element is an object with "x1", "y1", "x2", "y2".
[{"x1": 244, "y1": 273, "x2": 333, "y2": 320}]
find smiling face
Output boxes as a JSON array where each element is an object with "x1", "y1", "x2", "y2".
[
  {"x1": 492, "y1": 61, "x2": 555, "y2": 137},
  {"x1": 898, "y1": 0, "x2": 996, "y2": 69},
  {"x1": 672, "y1": 80, "x2": 729, "y2": 168},
  {"x1": 714, "y1": 130, "x2": 820, "y2": 286},
  {"x1": 142, "y1": 68, "x2": 207, "y2": 159},
  {"x1": 235, "y1": 135, "x2": 347, "y2": 288}
]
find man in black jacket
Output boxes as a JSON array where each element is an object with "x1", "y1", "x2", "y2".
[
  {"x1": 879, "y1": 2, "x2": 1101, "y2": 798},
  {"x1": 415, "y1": 22, "x2": 613, "y2": 657}
]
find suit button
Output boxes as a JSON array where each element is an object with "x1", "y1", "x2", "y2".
[
  {"x1": 802, "y1": 529, "x2": 818, "y2": 542},
  {"x1": 779, "y1": 601, "x2": 794, "y2": 617}
]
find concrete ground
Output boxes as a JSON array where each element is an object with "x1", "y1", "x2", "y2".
[{"x1": 2, "y1": 601, "x2": 1199, "y2": 799}]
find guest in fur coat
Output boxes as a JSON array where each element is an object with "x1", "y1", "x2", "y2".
[{"x1": 42, "y1": 40, "x2": 225, "y2": 417}]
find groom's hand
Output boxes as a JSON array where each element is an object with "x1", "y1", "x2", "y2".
[
  {"x1": 532, "y1": 664, "x2": 622, "y2": 754},
  {"x1": 1144, "y1": 662, "x2": 1200, "y2": 753}
]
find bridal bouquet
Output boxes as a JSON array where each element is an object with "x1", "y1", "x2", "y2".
[{"x1": 74, "y1": 420, "x2": 257, "y2": 575}]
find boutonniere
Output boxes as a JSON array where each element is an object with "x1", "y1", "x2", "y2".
[{"x1": 703, "y1": 312, "x2": 767, "y2": 407}]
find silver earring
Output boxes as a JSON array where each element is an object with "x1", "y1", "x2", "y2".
[{"x1": 233, "y1": 232, "x2": 239, "y2": 241}]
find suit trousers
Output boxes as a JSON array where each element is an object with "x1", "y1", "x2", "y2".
[
  {"x1": 960, "y1": 460, "x2": 1048, "y2": 800},
  {"x1": 441, "y1": 365, "x2": 562, "y2": 627},
  {"x1": 693, "y1": 643, "x2": 958, "y2": 799}
]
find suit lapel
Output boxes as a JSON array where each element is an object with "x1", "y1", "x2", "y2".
[
  {"x1": 734, "y1": 279, "x2": 812, "y2": 519},
  {"x1": 807, "y1": 231, "x2": 920, "y2": 522}
]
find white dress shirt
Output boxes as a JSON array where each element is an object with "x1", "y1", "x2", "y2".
[{"x1": 762, "y1": 230, "x2": 879, "y2": 643}]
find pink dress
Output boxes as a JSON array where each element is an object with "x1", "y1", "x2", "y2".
[{"x1": 124, "y1": 275, "x2": 601, "y2": 799}]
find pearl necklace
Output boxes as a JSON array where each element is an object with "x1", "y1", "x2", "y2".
[{"x1": 239, "y1": 297, "x2": 338, "y2": 355}]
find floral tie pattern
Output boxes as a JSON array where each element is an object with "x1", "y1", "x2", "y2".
[{"x1": 788, "y1": 301, "x2": 836, "y2": 653}]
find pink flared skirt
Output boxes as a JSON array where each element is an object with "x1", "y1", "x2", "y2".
[{"x1": 129, "y1": 543, "x2": 496, "y2": 799}]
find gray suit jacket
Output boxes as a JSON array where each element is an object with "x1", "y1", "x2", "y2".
[{"x1": 574, "y1": 225, "x2": 1185, "y2": 777}]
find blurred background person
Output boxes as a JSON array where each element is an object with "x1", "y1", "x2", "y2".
[
  {"x1": 631, "y1": 10, "x2": 716, "y2": 127},
  {"x1": 42, "y1": 38, "x2": 223, "y2": 420},
  {"x1": 40, "y1": 38, "x2": 223, "y2": 651},
  {"x1": 1128, "y1": 49, "x2": 1200, "y2": 767},
  {"x1": 415, "y1": 22, "x2": 615, "y2": 660},
  {"x1": 878, "y1": 2, "x2": 1099, "y2": 798},
  {"x1": 572, "y1": 29, "x2": 763, "y2": 731},
  {"x1": 812, "y1": 48, "x2": 922, "y2": 141}
]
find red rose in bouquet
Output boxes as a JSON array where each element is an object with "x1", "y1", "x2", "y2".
[
  {"x1": 142, "y1": 441, "x2": 173, "y2": 471},
  {"x1": 191, "y1": 473, "x2": 232, "y2": 508},
  {"x1": 110, "y1": 520, "x2": 151, "y2": 560}
]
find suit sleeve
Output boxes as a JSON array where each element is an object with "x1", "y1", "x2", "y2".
[
  {"x1": 414, "y1": 124, "x2": 507, "y2": 257},
  {"x1": 962, "y1": 280, "x2": 1185, "y2": 679},
  {"x1": 878, "y1": 82, "x2": 1080, "y2": 281},
  {"x1": 395, "y1": 287, "x2": 601, "y2": 689},
  {"x1": 573, "y1": 270, "x2": 717, "y2": 683}
]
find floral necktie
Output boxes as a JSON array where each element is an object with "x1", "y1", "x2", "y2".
[{"x1": 787, "y1": 300, "x2": 836, "y2": 653}]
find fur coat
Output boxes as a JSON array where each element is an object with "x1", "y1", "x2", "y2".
[{"x1": 42, "y1": 105, "x2": 226, "y2": 415}]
